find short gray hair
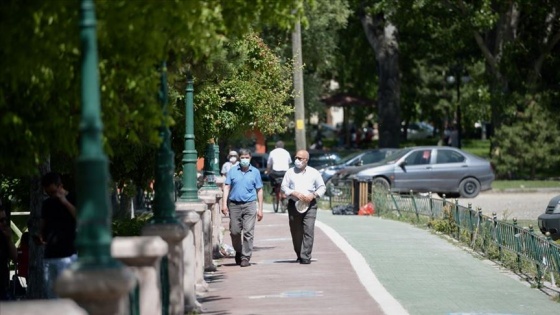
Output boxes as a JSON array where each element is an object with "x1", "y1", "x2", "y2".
[{"x1": 238, "y1": 148, "x2": 252, "y2": 157}]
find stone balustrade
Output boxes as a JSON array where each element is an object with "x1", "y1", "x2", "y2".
[{"x1": 111, "y1": 236, "x2": 168, "y2": 315}]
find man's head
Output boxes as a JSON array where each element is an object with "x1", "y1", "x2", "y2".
[
  {"x1": 228, "y1": 150, "x2": 239, "y2": 163},
  {"x1": 275, "y1": 141, "x2": 284, "y2": 148},
  {"x1": 41, "y1": 172, "x2": 62, "y2": 197},
  {"x1": 294, "y1": 150, "x2": 309, "y2": 170},
  {"x1": 238, "y1": 149, "x2": 252, "y2": 168}
]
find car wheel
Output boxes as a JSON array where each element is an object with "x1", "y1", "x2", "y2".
[
  {"x1": 459, "y1": 178, "x2": 481, "y2": 198},
  {"x1": 371, "y1": 177, "x2": 390, "y2": 192}
]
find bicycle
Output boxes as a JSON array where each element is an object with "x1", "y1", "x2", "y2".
[{"x1": 271, "y1": 177, "x2": 287, "y2": 213}]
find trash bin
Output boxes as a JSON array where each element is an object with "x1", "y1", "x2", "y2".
[{"x1": 352, "y1": 179, "x2": 371, "y2": 213}]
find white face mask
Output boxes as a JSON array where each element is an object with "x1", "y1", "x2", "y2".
[
  {"x1": 239, "y1": 158, "x2": 251, "y2": 167},
  {"x1": 294, "y1": 159, "x2": 305, "y2": 169},
  {"x1": 229, "y1": 157, "x2": 237, "y2": 163}
]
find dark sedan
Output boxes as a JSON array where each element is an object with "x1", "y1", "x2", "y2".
[
  {"x1": 307, "y1": 150, "x2": 344, "y2": 171},
  {"x1": 341, "y1": 146, "x2": 494, "y2": 198},
  {"x1": 320, "y1": 148, "x2": 398, "y2": 182},
  {"x1": 538, "y1": 195, "x2": 560, "y2": 240}
]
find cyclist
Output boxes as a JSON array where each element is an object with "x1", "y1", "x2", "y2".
[{"x1": 266, "y1": 141, "x2": 292, "y2": 191}]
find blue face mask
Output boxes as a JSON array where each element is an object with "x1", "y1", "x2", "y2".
[{"x1": 239, "y1": 158, "x2": 250, "y2": 167}]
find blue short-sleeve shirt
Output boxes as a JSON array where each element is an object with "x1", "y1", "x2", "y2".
[{"x1": 225, "y1": 165, "x2": 263, "y2": 202}]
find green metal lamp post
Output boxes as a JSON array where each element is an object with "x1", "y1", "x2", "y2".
[
  {"x1": 56, "y1": 2, "x2": 135, "y2": 314},
  {"x1": 75, "y1": 0, "x2": 121, "y2": 269},
  {"x1": 151, "y1": 62, "x2": 182, "y2": 224},
  {"x1": 179, "y1": 73, "x2": 200, "y2": 201},
  {"x1": 213, "y1": 143, "x2": 220, "y2": 176},
  {"x1": 201, "y1": 141, "x2": 218, "y2": 189}
]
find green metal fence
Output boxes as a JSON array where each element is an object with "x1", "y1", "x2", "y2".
[{"x1": 328, "y1": 179, "x2": 560, "y2": 289}]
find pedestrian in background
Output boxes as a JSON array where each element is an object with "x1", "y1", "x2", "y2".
[
  {"x1": 0, "y1": 203, "x2": 17, "y2": 300},
  {"x1": 221, "y1": 150, "x2": 239, "y2": 176},
  {"x1": 38, "y1": 172, "x2": 77, "y2": 299},
  {"x1": 221, "y1": 149, "x2": 264, "y2": 267},
  {"x1": 266, "y1": 141, "x2": 292, "y2": 188},
  {"x1": 281, "y1": 149, "x2": 326, "y2": 264}
]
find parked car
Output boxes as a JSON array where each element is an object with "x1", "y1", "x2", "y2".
[
  {"x1": 538, "y1": 195, "x2": 560, "y2": 240},
  {"x1": 250, "y1": 153, "x2": 270, "y2": 182},
  {"x1": 307, "y1": 150, "x2": 344, "y2": 171},
  {"x1": 320, "y1": 148, "x2": 399, "y2": 182},
  {"x1": 402, "y1": 122, "x2": 435, "y2": 140},
  {"x1": 340, "y1": 146, "x2": 494, "y2": 198}
]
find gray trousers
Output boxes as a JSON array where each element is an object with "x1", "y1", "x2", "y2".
[
  {"x1": 287, "y1": 200, "x2": 317, "y2": 261},
  {"x1": 228, "y1": 201, "x2": 257, "y2": 260}
]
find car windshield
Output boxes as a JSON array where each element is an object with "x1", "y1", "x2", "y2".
[
  {"x1": 380, "y1": 148, "x2": 410, "y2": 164},
  {"x1": 336, "y1": 152, "x2": 362, "y2": 164}
]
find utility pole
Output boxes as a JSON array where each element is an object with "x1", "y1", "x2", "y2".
[{"x1": 292, "y1": 19, "x2": 306, "y2": 151}]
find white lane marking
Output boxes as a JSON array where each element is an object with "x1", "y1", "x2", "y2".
[{"x1": 316, "y1": 220, "x2": 410, "y2": 315}]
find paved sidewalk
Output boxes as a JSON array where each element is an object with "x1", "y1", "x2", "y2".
[
  {"x1": 199, "y1": 206, "x2": 384, "y2": 315},
  {"x1": 200, "y1": 205, "x2": 560, "y2": 315}
]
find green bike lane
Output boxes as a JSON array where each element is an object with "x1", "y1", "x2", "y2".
[{"x1": 316, "y1": 210, "x2": 559, "y2": 315}]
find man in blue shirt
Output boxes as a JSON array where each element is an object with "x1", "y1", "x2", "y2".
[{"x1": 221, "y1": 149, "x2": 264, "y2": 267}]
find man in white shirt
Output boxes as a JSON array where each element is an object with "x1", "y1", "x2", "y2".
[
  {"x1": 281, "y1": 149, "x2": 326, "y2": 264},
  {"x1": 266, "y1": 141, "x2": 292, "y2": 185}
]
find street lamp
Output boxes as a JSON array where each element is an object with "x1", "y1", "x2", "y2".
[{"x1": 446, "y1": 67, "x2": 470, "y2": 149}]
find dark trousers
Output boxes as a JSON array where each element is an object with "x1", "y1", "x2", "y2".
[
  {"x1": 287, "y1": 199, "x2": 317, "y2": 261},
  {"x1": 228, "y1": 201, "x2": 257, "y2": 260}
]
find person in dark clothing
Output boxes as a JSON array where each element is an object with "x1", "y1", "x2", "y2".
[
  {"x1": 0, "y1": 204, "x2": 17, "y2": 300},
  {"x1": 38, "y1": 172, "x2": 77, "y2": 299}
]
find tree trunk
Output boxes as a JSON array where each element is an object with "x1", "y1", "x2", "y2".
[
  {"x1": 360, "y1": 12, "x2": 401, "y2": 148},
  {"x1": 26, "y1": 160, "x2": 50, "y2": 299}
]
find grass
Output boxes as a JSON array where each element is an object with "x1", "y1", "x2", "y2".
[{"x1": 492, "y1": 180, "x2": 560, "y2": 190}]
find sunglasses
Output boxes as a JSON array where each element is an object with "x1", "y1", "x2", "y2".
[{"x1": 294, "y1": 156, "x2": 307, "y2": 161}]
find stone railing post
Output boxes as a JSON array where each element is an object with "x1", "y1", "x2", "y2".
[
  {"x1": 214, "y1": 177, "x2": 226, "y2": 252},
  {"x1": 176, "y1": 202, "x2": 206, "y2": 313},
  {"x1": 111, "y1": 236, "x2": 168, "y2": 315},
  {"x1": 142, "y1": 224, "x2": 187, "y2": 315},
  {"x1": 199, "y1": 190, "x2": 222, "y2": 272}
]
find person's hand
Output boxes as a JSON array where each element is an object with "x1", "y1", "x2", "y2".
[
  {"x1": 221, "y1": 205, "x2": 229, "y2": 216},
  {"x1": 54, "y1": 186, "x2": 68, "y2": 200},
  {"x1": 33, "y1": 233, "x2": 47, "y2": 245},
  {"x1": 301, "y1": 193, "x2": 315, "y2": 203},
  {"x1": 257, "y1": 209, "x2": 263, "y2": 222}
]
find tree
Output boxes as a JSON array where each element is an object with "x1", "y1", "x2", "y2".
[
  {"x1": 357, "y1": 1, "x2": 402, "y2": 148},
  {"x1": 491, "y1": 94, "x2": 560, "y2": 179},
  {"x1": 0, "y1": 0, "x2": 305, "y2": 299},
  {"x1": 0, "y1": 0, "x2": 305, "y2": 177}
]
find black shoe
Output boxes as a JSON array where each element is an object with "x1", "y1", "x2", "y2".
[
  {"x1": 299, "y1": 259, "x2": 311, "y2": 264},
  {"x1": 235, "y1": 253, "x2": 241, "y2": 265},
  {"x1": 296, "y1": 257, "x2": 301, "y2": 263},
  {"x1": 240, "y1": 259, "x2": 250, "y2": 267}
]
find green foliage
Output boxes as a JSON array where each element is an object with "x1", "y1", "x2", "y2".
[
  {"x1": 112, "y1": 212, "x2": 153, "y2": 237},
  {"x1": 168, "y1": 32, "x2": 294, "y2": 157},
  {"x1": 0, "y1": 0, "x2": 305, "y2": 177},
  {"x1": 491, "y1": 94, "x2": 560, "y2": 179}
]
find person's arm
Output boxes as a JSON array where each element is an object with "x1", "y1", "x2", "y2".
[
  {"x1": 34, "y1": 214, "x2": 47, "y2": 246},
  {"x1": 256, "y1": 188, "x2": 263, "y2": 221},
  {"x1": 56, "y1": 187, "x2": 76, "y2": 219},
  {"x1": 221, "y1": 184, "x2": 230, "y2": 216},
  {"x1": 266, "y1": 155, "x2": 273, "y2": 174},
  {"x1": 0, "y1": 224, "x2": 17, "y2": 261}
]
